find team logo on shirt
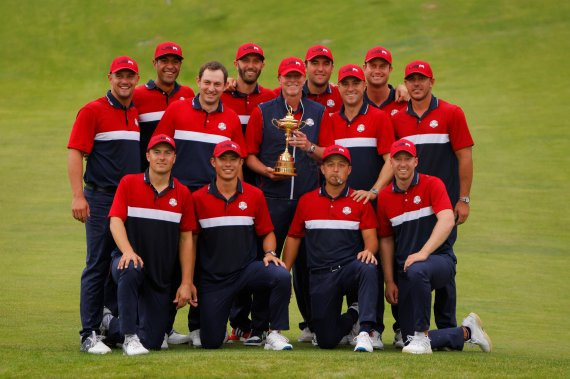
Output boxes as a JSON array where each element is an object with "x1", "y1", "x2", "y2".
[
  {"x1": 342, "y1": 206, "x2": 352, "y2": 215},
  {"x1": 327, "y1": 99, "x2": 335, "y2": 108},
  {"x1": 238, "y1": 201, "x2": 248, "y2": 210},
  {"x1": 179, "y1": 97, "x2": 185, "y2": 100},
  {"x1": 218, "y1": 122, "x2": 226, "y2": 131},
  {"x1": 356, "y1": 124, "x2": 365, "y2": 133},
  {"x1": 391, "y1": 109, "x2": 399, "y2": 116},
  {"x1": 305, "y1": 118, "x2": 314, "y2": 127},
  {"x1": 169, "y1": 198, "x2": 178, "y2": 207},
  {"x1": 429, "y1": 120, "x2": 438, "y2": 128},
  {"x1": 413, "y1": 196, "x2": 421, "y2": 205}
]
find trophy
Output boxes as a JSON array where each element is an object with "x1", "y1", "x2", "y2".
[{"x1": 271, "y1": 106, "x2": 306, "y2": 176}]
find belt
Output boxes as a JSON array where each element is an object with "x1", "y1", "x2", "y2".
[
  {"x1": 84, "y1": 183, "x2": 117, "y2": 194},
  {"x1": 310, "y1": 264, "x2": 344, "y2": 274}
]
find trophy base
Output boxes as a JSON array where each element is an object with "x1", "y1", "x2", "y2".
[{"x1": 274, "y1": 161, "x2": 297, "y2": 176}]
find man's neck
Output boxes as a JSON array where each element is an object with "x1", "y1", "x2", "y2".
[
  {"x1": 199, "y1": 97, "x2": 219, "y2": 113},
  {"x1": 216, "y1": 177, "x2": 238, "y2": 199},
  {"x1": 149, "y1": 170, "x2": 170, "y2": 192},
  {"x1": 307, "y1": 80, "x2": 327, "y2": 95},
  {"x1": 411, "y1": 94, "x2": 433, "y2": 119},
  {"x1": 343, "y1": 100, "x2": 363, "y2": 121},
  {"x1": 154, "y1": 78, "x2": 175, "y2": 94},
  {"x1": 366, "y1": 84, "x2": 390, "y2": 106},
  {"x1": 236, "y1": 77, "x2": 257, "y2": 95},
  {"x1": 283, "y1": 94, "x2": 302, "y2": 112},
  {"x1": 325, "y1": 183, "x2": 346, "y2": 198}
]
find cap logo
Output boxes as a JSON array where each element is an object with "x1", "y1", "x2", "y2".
[
  {"x1": 405, "y1": 142, "x2": 411, "y2": 147},
  {"x1": 162, "y1": 45, "x2": 178, "y2": 52},
  {"x1": 232, "y1": 143, "x2": 237, "y2": 148},
  {"x1": 413, "y1": 196, "x2": 421, "y2": 205},
  {"x1": 352, "y1": 68, "x2": 358, "y2": 72},
  {"x1": 342, "y1": 206, "x2": 352, "y2": 215},
  {"x1": 254, "y1": 46, "x2": 259, "y2": 51},
  {"x1": 218, "y1": 122, "x2": 226, "y2": 131},
  {"x1": 166, "y1": 137, "x2": 172, "y2": 142},
  {"x1": 295, "y1": 61, "x2": 301, "y2": 66},
  {"x1": 238, "y1": 201, "x2": 248, "y2": 210},
  {"x1": 372, "y1": 49, "x2": 387, "y2": 55},
  {"x1": 169, "y1": 198, "x2": 178, "y2": 207}
]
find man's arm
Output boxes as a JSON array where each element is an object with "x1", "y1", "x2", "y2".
[
  {"x1": 394, "y1": 83, "x2": 410, "y2": 103},
  {"x1": 109, "y1": 216, "x2": 144, "y2": 269},
  {"x1": 356, "y1": 228, "x2": 378, "y2": 265},
  {"x1": 403, "y1": 209, "x2": 455, "y2": 271},
  {"x1": 454, "y1": 147, "x2": 473, "y2": 225},
  {"x1": 282, "y1": 236, "x2": 302, "y2": 272},
  {"x1": 68, "y1": 148, "x2": 89, "y2": 223},
  {"x1": 380, "y1": 235, "x2": 398, "y2": 305},
  {"x1": 352, "y1": 153, "x2": 393, "y2": 203},
  {"x1": 174, "y1": 231, "x2": 197, "y2": 308}
]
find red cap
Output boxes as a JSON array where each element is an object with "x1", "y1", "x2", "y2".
[
  {"x1": 154, "y1": 42, "x2": 183, "y2": 60},
  {"x1": 390, "y1": 139, "x2": 417, "y2": 158},
  {"x1": 213, "y1": 140, "x2": 242, "y2": 157},
  {"x1": 147, "y1": 134, "x2": 176, "y2": 151},
  {"x1": 278, "y1": 57, "x2": 306, "y2": 76},
  {"x1": 365, "y1": 46, "x2": 392, "y2": 65},
  {"x1": 405, "y1": 60, "x2": 433, "y2": 78},
  {"x1": 236, "y1": 42, "x2": 264, "y2": 60},
  {"x1": 322, "y1": 144, "x2": 351, "y2": 164},
  {"x1": 305, "y1": 45, "x2": 333, "y2": 61},
  {"x1": 338, "y1": 64, "x2": 365, "y2": 82},
  {"x1": 109, "y1": 56, "x2": 139, "y2": 74}
]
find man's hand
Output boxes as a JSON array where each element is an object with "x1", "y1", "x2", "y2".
[
  {"x1": 71, "y1": 195, "x2": 90, "y2": 223},
  {"x1": 264, "y1": 166, "x2": 288, "y2": 181},
  {"x1": 289, "y1": 130, "x2": 312, "y2": 152},
  {"x1": 117, "y1": 251, "x2": 144, "y2": 270},
  {"x1": 385, "y1": 281, "x2": 398, "y2": 305},
  {"x1": 350, "y1": 190, "x2": 377, "y2": 204},
  {"x1": 356, "y1": 250, "x2": 378, "y2": 265},
  {"x1": 263, "y1": 254, "x2": 286, "y2": 268},
  {"x1": 395, "y1": 84, "x2": 410, "y2": 103},
  {"x1": 225, "y1": 77, "x2": 237, "y2": 91},
  {"x1": 174, "y1": 283, "x2": 198, "y2": 309},
  {"x1": 454, "y1": 201, "x2": 470, "y2": 225},
  {"x1": 403, "y1": 251, "x2": 429, "y2": 272}
]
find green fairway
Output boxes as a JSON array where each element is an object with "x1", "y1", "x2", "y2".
[{"x1": 1, "y1": 0, "x2": 569, "y2": 377}]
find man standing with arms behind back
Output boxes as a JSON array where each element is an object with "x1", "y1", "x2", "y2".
[{"x1": 67, "y1": 56, "x2": 141, "y2": 354}]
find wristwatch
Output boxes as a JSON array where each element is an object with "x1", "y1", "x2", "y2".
[
  {"x1": 459, "y1": 196, "x2": 470, "y2": 204},
  {"x1": 308, "y1": 144, "x2": 316, "y2": 153},
  {"x1": 265, "y1": 250, "x2": 277, "y2": 257},
  {"x1": 370, "y1": 188, "x2": 379, "y2": 195}
]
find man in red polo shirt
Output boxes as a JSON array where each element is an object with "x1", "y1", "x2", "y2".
[
  {"x1": 302, "y1": 45, "x2": 342, "y2": 115},
  {"x1": 67, "y1": 56, "x2": 140, "y2": 354},
  {"x1": 101, "y1": 134, "x2": 197, "y2": 355},
  {"x1": 134, "y1": 41, "x2": 195, "y2": 172}
]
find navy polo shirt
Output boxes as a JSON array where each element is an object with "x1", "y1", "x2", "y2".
[{"x1": 68, "y1": 90, "x2": 141, "y2": 188}]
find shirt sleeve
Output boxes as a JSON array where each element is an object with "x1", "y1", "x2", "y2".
[
  {"x1": 317, "y1": 111, "x2": 334, "y2": 146},
  {"x1": 108, "y1": 176, "x2": 129, "y2": 221},
  {"x1": 376, "y1": 193, "x2": 394, "y2": 237},
  {"x1": 429, "y1": 176, "x2": 453, "y2": 214},
  {"x1": 180, "y1": 187, "x2": 198, "y2": 232},
  {"x1": 254, "y1": 192, "x2": 274, "y2": 236},
  {"x1": 376, "y1": 110, "x2": 396, "y2": 155},
  {"x1": 245, "y1": 107, "x2": 264, "y2": 155},
  {"x1": 449, "y1": 105, "x2": 474, "y2": 151},
  {"x1": 287, "y1": 196, "x2": 307, "y2": 238},
  {"x1": 67, "y1": 106, "x2": 97, "y2": 154},
  {"x1": 359, "y1": 201, "x2": 379, "y2": 230}
]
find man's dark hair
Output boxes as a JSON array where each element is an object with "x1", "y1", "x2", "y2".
[{"x1": 198, "y1": 61, "x2": 228, "y2": 82}]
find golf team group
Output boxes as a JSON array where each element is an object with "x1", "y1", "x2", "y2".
[{"x1": 67, "y1": 41, "x2": 492, "y2": 355}]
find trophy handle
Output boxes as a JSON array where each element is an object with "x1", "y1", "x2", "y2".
[{"x1": 271, "y1": 118, "x2": 280, "y2": 127}]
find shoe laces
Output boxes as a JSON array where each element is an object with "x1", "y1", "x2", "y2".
[
  {"x1": 406, "y1": 334, "x2": 430, "y2": 348},
  {"x1": 126, "y1": 335, "x2": 143, "y2": 348}
]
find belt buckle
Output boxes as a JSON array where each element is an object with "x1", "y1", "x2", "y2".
[{"x1": 331, "y1": 265, "x2": 341, "y2": 272}]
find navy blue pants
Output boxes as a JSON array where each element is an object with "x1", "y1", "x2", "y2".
[
  {"x1": 80, "y1": 189, "x2": 116, "y2": 339},
  {"x1": 199, "y1": 261, "x2": 291, "y2": 349},
  {"x1": 107, "y1": 255, "x2": 171, "y2": 350},
  {"x1": 310, "y1": 259, "x2": 378, "y2": 349},
  {"x1": 397, "y1": 254, "x2": 463, "y2": 350},
  {"x1": 434, "y1": 227, "x2": 458, "y2": 329}
]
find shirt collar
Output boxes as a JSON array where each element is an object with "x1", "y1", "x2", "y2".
[
  {"x1": 338, "y1": 101, "x2": 369, "y2": 124},
  {"x1": 106, "y1": 90, "x2": 134, "y2": 109},
  {"x1": 406, "y1": 95, "x2": 439, "y2": 120},
  {"x1": 143, "y1": 168, "x2": 175, "y2": 197},
  {"x1": 145, "y1": 79, "x2": 181, "y2": 96},
  {"x1": 363, "y1": 84, "x2": 396, "y2": 109},
  {"x1": 278, "y1": 92, "x2": 304, "y2": 114},
  {"x1": 302, "y1": 82, "x2": 333, "y2": 96},
  {"x1": 392, "y1": 171, "x2": 420, "y2": 193},
  {"x1": 229, "y1": 83, "x2": 261, "y2": 98},
  {"x1": 318, "y1": 183, "x2": 350, "y2": 199},
  {"x1": 192, "y1": 94, "x2": 224, "y2": 113},
  {"x1": 207, "y1": 178, "x2": 244, "y2": 203}
]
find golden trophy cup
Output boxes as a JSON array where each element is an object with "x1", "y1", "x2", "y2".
[{"x1": 271, "y1": 106, "x2": 306, "y2": 176}]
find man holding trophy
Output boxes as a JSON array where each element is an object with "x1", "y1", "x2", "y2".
[{"x1": 245, "y1": 57, "x2": 332, "y2": 343}]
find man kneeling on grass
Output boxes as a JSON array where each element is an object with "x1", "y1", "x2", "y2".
[
  {"x1": 192, "y1": 140, "x2": 292, "y2": 350},
  {"x1": 283, "y1": 145, "x2": 382, "y2": 352},
  {"x1": 101, "y1": 134, "x2": 198, "y2": 355},
  {"x1": 376, "y1": 139, "x2": 492, "y2": 354}
]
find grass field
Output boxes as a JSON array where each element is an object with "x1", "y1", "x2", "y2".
[{"x1": 0, "y1": 0, "x2": 569, "y2": 377}]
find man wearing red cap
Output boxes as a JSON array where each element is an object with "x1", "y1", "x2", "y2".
[
  {"x1": 377, "y1": 139, "x2": 490, "y2": 354},
  {"x1": 283, "y1": 145, "x2": 380, "y2": 352},
  {"x1": 67, "y1": 56, "x2": 141, "y2": 353},
  {"x1": 302, "y1": 45, "x2": 342, "y2": 114},
  {"x1": 392, "y1": 60, "x2": 475, "y2": 336},
  {"x1": 245, "y1": 56, "x2": 331, "y2": 343},
  {"x1": 134, "y1": 42, "x2": 195, "y2": 172},
  {"x1": 192, "y1": 141, "x2": 292, "y2": 350},
  {"x1": 101, "y1": 134, "x2": 197, "y2": 355},
  {"x1": 363, "y1": 46, "x2": 408, "y2": 116}
]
